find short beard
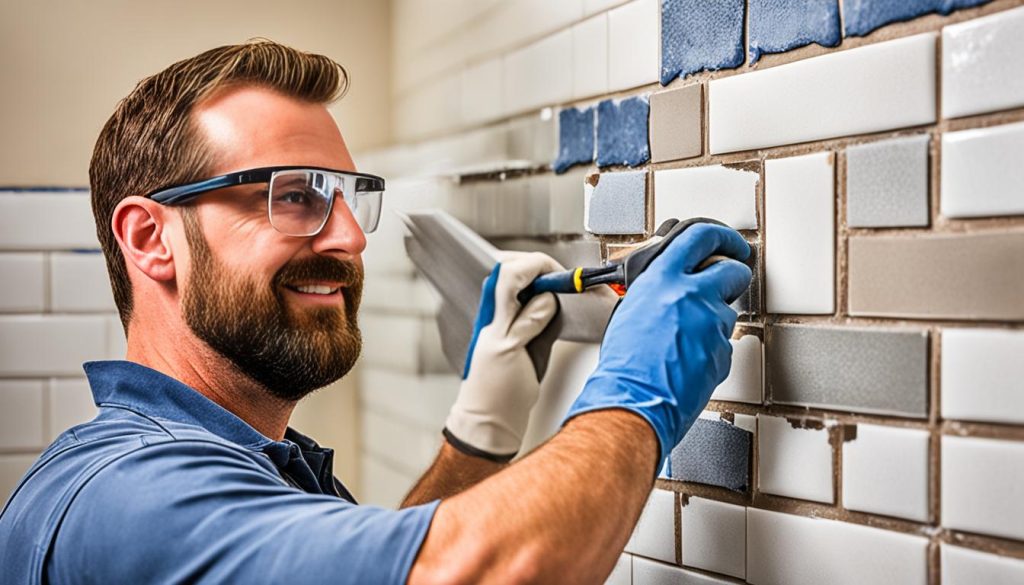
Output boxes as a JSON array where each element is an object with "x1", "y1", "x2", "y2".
[{"x1": 181, "y1": 211, "x2": 363, "y2": 401}]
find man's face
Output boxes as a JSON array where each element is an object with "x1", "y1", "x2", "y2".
[{"x1": 178, "y1": 87, "x2": 367, "y2": 401}]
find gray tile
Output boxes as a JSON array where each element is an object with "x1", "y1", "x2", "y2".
[
  {"x1": 846, "y1": 134, "x2": 930, "y2": 228},
  {"x1": 650, "y1": 84, "x2": 703, "y2": 163},
  {"x1": 584, "y1": 171, "x2": 648, "y2": 235},
  {"x1": 848, "y1": 233, "x2": 1024, "y2": 321},
  {"x1": 669, "y1": 418, "x2": 751, "y2": 492},
  {"x1": 548, "y1": 169, "x2": 587, "y2": 234},
  {"x1": 766, "y1": 324, "x2": 929, "y2": 417}
]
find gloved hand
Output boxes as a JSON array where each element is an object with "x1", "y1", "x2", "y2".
[
  {"x1": 443, "y1": 251, "x2": 564, "y2": 462},
  {"x1": 563, "y1": 223, "x2": 752, "y2": 468}
]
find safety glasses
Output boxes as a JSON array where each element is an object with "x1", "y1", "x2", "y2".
[{"x1": 146, "y1": 166, "x2": 384, "y2": 236}]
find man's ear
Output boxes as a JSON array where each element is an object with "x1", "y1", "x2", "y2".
[{"x1": 111, "y1": 196, "x2": 177, "y2": 282}]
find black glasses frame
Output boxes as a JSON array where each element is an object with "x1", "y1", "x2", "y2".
[{"x1": 145, "y1": 165, "x2": 386, "y2": 205}]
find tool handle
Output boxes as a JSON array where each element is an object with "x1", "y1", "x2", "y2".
[{"x1": 517, "y1": 269, "x2": 580, "y2": 306}]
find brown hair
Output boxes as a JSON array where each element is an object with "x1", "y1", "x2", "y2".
[{"x1": 89, "y1": 39, "x2": 349, "y2": 330}]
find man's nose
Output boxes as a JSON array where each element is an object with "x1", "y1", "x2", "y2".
[{"x1": 310, "y1": 192, "x2": 367, "y2": 257}]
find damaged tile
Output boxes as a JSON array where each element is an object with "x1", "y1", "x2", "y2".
[
  {"x1": 942, "y1": 435, "x2": 1024, "y2": 541},
  {"x1": 711, "y1": 335, "x2": 763, "y2": 404},
  {"x1": 669, "y1": 418, "x2": 751, "y2": 491},
  {"x1": 941, "y1": 121, "x2": 1024, "y2": 218},
  {"x1": 845, "y1": 0, "x2": 991, "y2": 37},
  {"x1": 554, "y1": 106, "x2": 596, "y2": 174},
  {"x1": 608, "y1": 0, "x2": 660, "y2": 91},
  {"x1": 942, "y1": 544, "x2": 1024, "y2": 585},
  {"x1": 847, "y1": 134, "x2": 930, "y2": 228},
  {"x1": 680, "y1": 497, "x2": 746, "y2": 579},
  {"x1": 572, "y1": 13, "x2": 610, "y2": 100},
  {"x1": 943, "y1": 6, "x2": 1024, "y2": 119},
  {"x1": 847, "y1": 233, "x2": 1024, "y2": 321},
  {"x1": 597, "y1": 96, "x2": 651, "y2": 168},
  {"x1": 941, "y1": 328, "x2": 1024, "y2": 425},
  {"x1": 661, "y1": 0, "x2": 745, "y2": 84},
  {"x1": 766, "y1": 324, "x2": 930, "y2": 418},
  {"x1": 758, "y1": 415, "x2": 833, "y2": 503},
  {"x1": 654, "y1": 164, "x2": 758, "y2": 230},
  {"x1": 625, "y1": 489, "x2": 676, "y2": 564},
  {"x1": 649, "y1": 84, "x2": 703, "y2": 162},
  {"x1": 842, "y1": 424, "x2": 930, "y2": 522},
  {"x1": 633, "y1": 556, "x2": 736, "y2": 585},
  {"x1": 584, "y1": 171, "x2": 648, "y2": 235},
  {"x1": 748, "y1": 0, "x2": 841, "y2": 63}
]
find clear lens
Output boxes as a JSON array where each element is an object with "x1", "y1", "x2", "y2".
[{"x1": 268, "y1": 170, "x2": 383, "y2": 236}]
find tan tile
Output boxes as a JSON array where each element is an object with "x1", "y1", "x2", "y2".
[{"x1": 649, "y1": 84, "x2": 703, "y2": 163}]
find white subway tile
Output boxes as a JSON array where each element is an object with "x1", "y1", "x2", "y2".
[
  {"x1": 359, "y1": 455, "x2": 416, "y2": 509},
  {"x1": 942, "y1": 6, "x2": 1024, "y2": 119},
  {"x1": 941, "y1": 121, "x2": 1024, "y2": 218},
  {"x1": 710, "y1": 34, "x2": 935, "y2": 154},
  {"x1": 0, "y1": 315, "x2": 107, "y2": 376},
  {"x1": 764, "y1": 152, "x2": 835, "y2": 315},
  {"x1": 49, "y1": 378, "x2": 97, "y2": 440},
  {"x1": 585, "y1": 0, "x2": 630, "y2": 16},
  {"x1": 521, "y1": 341, "x2": 601, "y2": 454},
  {"x1": 49, "y1": 252, "x2": 115, "y2": 312},
  {"x1": 680, "y1": 497, "x2": 746, "y2": 579},
  {"x1": 0, "y1": 192, "x2": 99, "y2": 250},
  {"x1": 0, "y1": 253, "x2": 45, "y2": 312},
  {"x1": 942, "y1": 328, "x2": 1024, "y2": 425},
  {"x1": 360, "y1": 410, "x2": 439, "y2": 475},
  {"x1": 1, "y1": 454, "x2": 38, "y2": 506},
  {"x1": 710, "y1": 335, "x2": 763, "y2": 404},
  {"x1": 747, "y1": 508, "x2": 928, "y2": 585},
  {"x1": 604, "y1": 554, "x2": 632, "y2": 585},
  {"x1": 942, "y1": 435, "x2": 1024, "y2": 541},
  {"x1": 0, "y1": 380, "x2": 45, "y2": 449},
  {"x1": 105, "y1": 315, "x2": 126, "y2": 360},
  {"x1": 572, "y1": 13, "x2": 610, "y2": 100},
  {"x1": 359, "y1": 368, "x2": 459, "y2": 430},
  {"x1": 549, "y1": 168, "x2": 588, "y2": 234},
  {"x1": 608, "y1": 0, "x2": 660, "y2": 92},
  {"x1": 625, "y1": 488, "x2": 676, "y2": 564},
  {"x1": 633, "y1": 556, "x2": 736, "y2": 584},
  {"x1": 461, "y1": 57, "x2": 503, "y2": 125},
  {"x1": 654, "y1": 165, "x2": 758, "y2": 230},
  {"x1": 941, "y1": 544, "x2": 1024, "y2": 585},
  {"x1": 758, "y1": 415, "x2": 833, "y2": 503},
  {"x1": 503, "y1": 30, "x2": 573, "y2": 115},
  {"x1": 362, "y1": 273, "x2": 441, "y2": 316},
  {"x1": 732, "y1": 413, "x2": 757, "y2": 434},
  {"x1": 842, "y1": 424, "x2": 930, "y2": 522}
]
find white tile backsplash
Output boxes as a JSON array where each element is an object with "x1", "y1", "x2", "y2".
[
  {"x1": 572, "y1": 13, "x2": 610, "y2": 100},
  {"x1": 942, "y1": 6, "x2": 1024, "y2": 119},
  {"x1": 680, "y1": 496, "x2": 746, "y2": 579},
  {"x1": 941, "y1": 121, "x2": 1024, "y2": 218},
  {"x1": 604, "y1": 554, "x2": 632, "y2": 585},
  {"x1": 0, "y1": 315, "x2": 107, "y2": 376},
  {"x1": 758, "y1": 415, "x2": 834, "y2": 503},
  {"x1": 942, "y1": 435, "x2": 1024, "y2": 541},
  {"x1": 625, "y1": 488, "x2": 676, "y2": 564},
  {"x1": 49, "y1": 378, "x2": 98, "y2": 441},
  {"x1": 710, "y1": 335, "x2": 763, "y2": 404},
  {"x1": 633, "y1": 556, "x2": 734, "y2": 585},
  {"x1": 0, "y1": 380, "x2": 45, "y2": 449},
  {"x1": 0, "y1": 253, "x2": 46, "y2": 312},
  {"x1": 608, "y1": 0, "x2": 659, "y2": 92},
  {"x1": 461, "y1": 57, "x2": 504, "y2": 126},
  {"x1": 654, "y1": 164, "x2": 759, "y2": 230},
  {"x1": 50, "y1": 252, "x2": 116, "y2": 312},
  {"x1": 941, "y1": 544, "x2": 1024, "y2": 585},
  {"x1": 503, "y1": 29, "x2": 574, "y2": 115},
  {"x1": 842, "y1": 424, "x2": 930, "y2": 522},
  {"x1": 942, "y1": 328, "x2": 1024, "y2": 425},
  {"x1": 0, "y1": 192, "x2": 99, "y2": 251}
]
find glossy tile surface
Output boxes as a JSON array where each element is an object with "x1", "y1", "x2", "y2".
[
  {"x1": 654, "y1": 164, "x2": 758, "y2": 230},
  {"x1": 757, "y1": 415, "x2": 833, "y2": 503},
  {"x1": 649, "y1": 84, "x2": 702, "y2": 163},
  {"x1": 941, "y1": 121, "x2": 1024, "y2": 218},
  {"x1": 942, "y1": 435, "x2": 1024, "y2": 541},
  {"x1": 941, "y1": 328, "x2": 1024, "y2": 425},
  {"x1": 0, "y1": 253, "x2": 45, "y2": 312},
  {"x1": 943, "y1": 5, "x2": 1024, "y2": 118},
  {"x1": 941, "y1": 545, "x2": 1024, "y2": 585},
  {"x1": 572, "y1": 12, "x2": 610, "y2": 100},
  {"x1": 608, "y1": 0, "x2": 659, "y2": 91},
  {"x1": 748, "y1": 0, "x2": 841, "y2": 63},
  {"x1": 625, "y1": 488, "x2": 676, "y2": 564},
  {"x1": 846, "y1": 134, "x2": 930, "y2": 228},
  {"x1": 842, "y1": 424, "x2": 930, "y2": 522},
  {"x1": 661, "y1": 0, "x2": 745, "y2": 84},
  {"x1": 680, "y1": 497, "x2": 746, "y2": 579},
  {"x1": 710, "y1": 335, "x2": 763, "y2": 404}
]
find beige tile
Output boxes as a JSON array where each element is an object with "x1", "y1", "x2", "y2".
[{"x1": 649, "y1": 84, "x2": 703, "y2": 163}]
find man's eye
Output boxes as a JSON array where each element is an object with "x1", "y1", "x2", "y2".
[{"x1": 275, "y1": 190, "x2": 313, "y2": 205}]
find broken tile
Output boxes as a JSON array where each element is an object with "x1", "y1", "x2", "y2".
[
  {"x1": 608, "y1": 0, "x2": 660, "y2": 91},
  {"x1": 649, "y1": 84, "x2": 702, "y2": 162},
  {"x1": 764, "y1": 152, "x2": 835, "y2": 315},
  {"x1": 748, "y1": 0, "x2": 841, "y2": 63},
  {"x1": 758, "y1": 415, "x2": 833, "y2": 503},
  {"x1": 680, "y1": 497, "x2": 746, "y2": 579},
  {"x1": 661, "y1": 0, "x2": 745, "y2": 84},
  {"x1": 625, "y1": 489, "x2": 676, "y2": 564},
  {"x1": 941, "y1": 121, "x2": 1024, "y2": 218},
  {"x1": 766, "y1": 324, "x2": 930, "y2": 418},
  {"x1": 942, "y1": 435, "x2": 1024, "y2": 541},
  {"x1": 747, "y1": 508, "x2": 929, "y2": 585},
  {"x1": 572, "y1": 13, "x2": 610, "y2": 100},
  {"x1": 554, "y1": 106, "x2": 596, "y2": 174},
  {"x1": 605, "y1": 555, "x2": 632, "y2": 585},
  {"x1": 941, "y1": 544, "x2": 1024, "y2": 585},
  {"x1": 584, "y1": 171, "x2": 648, "y2": 235},
  {"x1": 633, "y1": 556, "x2": 736, "y2": 585},
  {"x1": 941, "y1": 328, "x2": 1024, "y2": 425},
  {"x1": 709, "y1": 33, "x2": 936, "y2": 154},
  {"x1": 943, "y1": 6, "x2": 1024, "y2": 119},
  {"x1": 847, "y1": 233, "x2": 1024, "y2": 321},
  {"x1": 548, "y1": 168, "x2": 588, "y2": 234},
  {"x1": 654, "y1": 164, "x2": 758, "y2": 230},
  {"x1": 669, "y1": 418, "x2": 751, "y2": 491},
  {"x1": 597, "y1": 96, "x2": 651, "y2": 168},
  {"x1": 710, "y1": 335, "x2": 763, "y2": 404},
  {"x1": 845, "y1": 0, "x2": 991, "y2": 37},
  {"x1": 847, "y1": 134, "x2": 930, "y2": 228},
  {"x1": 842, "y1": 424, "x2": 930, "y2": 522}
]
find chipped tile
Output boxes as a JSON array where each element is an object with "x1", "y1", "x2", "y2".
[
  {"x1": 572, "y1": 12, "x2": 610, "y2": 99},
  {"x1": 748, "y1": 0, "x2": 841, "y2": 63},
  {"x1": 941, "y1": 328, "x2": 1024, "y2": 425},
  {"x1": 584, "y1": 171, "x2": 648, "y2": 235},
  {"x1": 608, "y1": 0, "x2": 660, "y2": 91},
  {"x1": 847, "y1": 134, "x2": 930, "y2": 228},
  {"x1": 633, "y1": 557, "x2": 736, "y2": 585},
  {"x1": 941, "y1": 544, "x2": 1024, "y2": 585},
  {"x1": 710, "y1": 33, "x2": 936, "y2": 154},
  {"x1": 654, "y1": 163, "x2": 758, "y2": 230},
  {"x1": 669, "y1": 418, "x2": 751, "y2": 491},
  {"x1": 758, "y1": 415, "x2": 833, "y2": 503},
  {"x1": 842, "y1": 424, "x2": 930, "y2": 522},
  {"x1": 942, "y1": 435, "x2": 1024, "y2": 541},
  {"x1": 661, "y1": 0, "x2": 745, "y2": 84},
  {"x1": 845, "y1": 0, "x2": 991, "y2": 37},
  {"x1": 554, "y1": 106, "x2": 596, "y2": 174},
  {"x1": 711, "y1": 335, "x2": 763, "y2": 404},
  {"x1": 941, "y1": 121, "x2": 1024, "y2": 218},
  {"x1": 847, "y1": 233, "x2": 1024, "y2": 321},
  {"x1": 943, "y1": 5, "x2": 1024, "y2": 119},
  {"x1": 680, "y1": 497, "x2": 746, "y2": 579},
  {"x1": 625, "y1": 489, "x2": 676, "y2": 564},
  {"x1": 649, "y1": 84, "x2": 703, "y2": 162},
  {"x1": 597, "y1": 96, "x2": 651, "y2": 168},
  {"x1": 766, "y1": 324, "x2": 930, "y2": 418}
]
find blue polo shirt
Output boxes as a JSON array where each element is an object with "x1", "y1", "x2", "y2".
[{"x1": 0, "y1": 361, "x2": 439, "y2": 584}]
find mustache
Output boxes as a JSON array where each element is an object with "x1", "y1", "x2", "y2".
[{"x1": 273, "y1": 256, "x2": 364, "y2": 289}]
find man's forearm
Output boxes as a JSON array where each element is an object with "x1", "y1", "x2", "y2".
[{"x1": 401, "y1": 441, "x2": 506, "y2": 507}]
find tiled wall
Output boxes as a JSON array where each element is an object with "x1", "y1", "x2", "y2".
[{"x1": 358, "y1": 0, "x2": 1024, "y2": 582}]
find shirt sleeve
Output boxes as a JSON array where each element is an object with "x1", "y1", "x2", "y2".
[{"x1": 47, "y1": 439, "x2": 439, "y2": 585}]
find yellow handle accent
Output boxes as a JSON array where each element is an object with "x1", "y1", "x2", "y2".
[{"x1": 573, "y1": 267, "x2": 584, "y2": 293}]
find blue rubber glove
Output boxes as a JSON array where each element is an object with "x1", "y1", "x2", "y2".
[{"x1": 563, "y1": 223, "x2": 752, "y2": 467}]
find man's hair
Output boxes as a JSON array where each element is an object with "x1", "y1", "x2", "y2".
[{"x1": 89, "y1": 39, "x2": 349, "y2": 330}]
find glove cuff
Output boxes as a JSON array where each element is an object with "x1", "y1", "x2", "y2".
[{"x1": 442, "y1": 427, "x2": 517, "y2": 463}]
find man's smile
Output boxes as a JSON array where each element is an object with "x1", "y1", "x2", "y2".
[{"x1": 283, "y1": 281, "x2": 347, "y2": 304}]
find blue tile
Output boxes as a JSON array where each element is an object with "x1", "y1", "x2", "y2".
[
  {"x1": 661, "y1": 0, "x2": 745, "y2": 84},
  {"x1": 669, "y1": 418, "x2": 751, "y2": 492},
  {"x1": 749, "y1": 0, "x2": 841, "y2": 64},
  {"x1": 844, "y1": 0, "x2": 991, "y2": 37},
  {"x1": 596, "y1": 96, "x2": 650, "y2": 168},
  {"x1": 553, "y1": 106, "x2": 596, "y2": 174}
]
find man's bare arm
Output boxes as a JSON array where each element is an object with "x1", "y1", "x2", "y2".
[
  {"x1": 401, "y1": 442, "x2": 506, "y2": 507},
  {"x1": 408, "y1": 409, "x2": 657, "y2": 585}
]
